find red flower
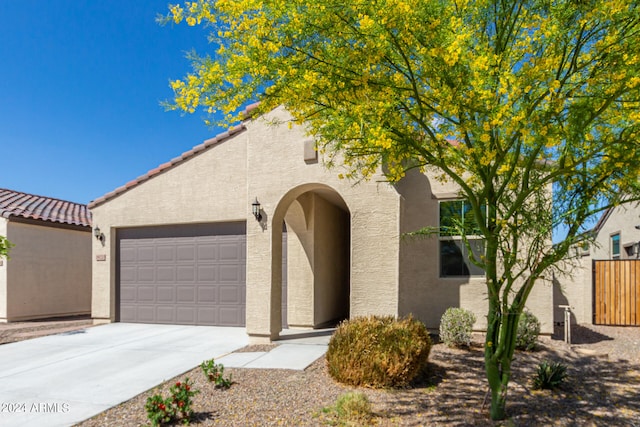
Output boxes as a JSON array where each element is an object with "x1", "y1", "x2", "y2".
[
  {"x1": 185, "y1": 385, "x2": 190, "y2": 391},
  {"x1": 175, "y1": 382, "x2": 181, "y2": 387}
]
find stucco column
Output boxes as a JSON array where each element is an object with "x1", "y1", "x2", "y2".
[
  {"x1": 246, "y1": 210, "x2": 282, "y2": 343},
  {"x1": 91, "y1": 217, "x2": 115, "y2": 324}
]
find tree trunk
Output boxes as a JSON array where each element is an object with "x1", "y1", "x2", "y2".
[
  {"x1": 487, "y1": 362, "x2": 510, "y2": 420},
  {"x1": 485, "y1": 310, "x2": 519, "y2": 421},
  {"x1": 490, "y1": 385, "x2": 506, "y2": 420}
]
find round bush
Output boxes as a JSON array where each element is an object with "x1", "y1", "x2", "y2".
[
  {"x1": 326, "y1": 315, "x2": 431, "y2": 388},
  {"x1": 439, "y1": 307, "x2": 476, "y2": 348},
  {"x1": 516, "y1": 310, "x2": 540, "y2": 351}
]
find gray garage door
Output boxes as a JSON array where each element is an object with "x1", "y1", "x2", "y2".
[{"x1": 117, "y1": 223, "x2": 246, "y2": 326}]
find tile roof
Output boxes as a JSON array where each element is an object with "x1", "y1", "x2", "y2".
[
  {"x1": 88, "y1": 123, "x2": 248, "y2": 209},
  {"x1": 0, "y1": 189, "x2": 91, "y2": 227}
]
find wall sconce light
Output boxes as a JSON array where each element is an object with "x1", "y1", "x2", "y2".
[
  {"x1": 251, "y1": 197, "x2": 262, "y2": 221},
  {"x1": 94, "y1": 226, "x2": 104, "y2": 243}
]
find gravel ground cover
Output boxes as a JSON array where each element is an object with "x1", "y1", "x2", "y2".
[
  {"x1": 74, "y1": 324, "x2": 640, "y2": 426},
  {"x1": 2, "y1": 320, "x2": 638, "y2": 425},
  {"x1": 0, "y1": 316, "x2": 93, "y2": 345}
]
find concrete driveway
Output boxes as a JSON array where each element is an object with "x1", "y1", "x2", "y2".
[{"x1": 0, "y1": 323, "x2": 248, "y2": 427}]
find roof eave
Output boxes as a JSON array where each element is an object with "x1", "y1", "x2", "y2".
[{"x1": 88, "y1": 124, "x2": 248, "y2": 210}]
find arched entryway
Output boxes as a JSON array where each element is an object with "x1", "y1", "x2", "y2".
[{"x1": 271, "y1": 184, "x2": 351, "y2": 336}]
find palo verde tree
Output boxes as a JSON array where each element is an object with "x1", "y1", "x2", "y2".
[{"x1": 163, "y1": 0, "x2": 640, "y2": 419}]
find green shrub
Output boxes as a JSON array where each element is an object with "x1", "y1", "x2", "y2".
[
  {"x1": 326, "y1": 315, "x2": 431, "y2": 388},
  {"x1": 532, "y1": 361, "x2": 568, "y2": 390},
  {"x1": 439, "y1": 307, "x2": 476, "y2": 348},
  {"x1": 145, "y1": 394, "x2": 173, "y2": 427},
  {"x1": 169, "y1": 379, "x2": 199, "y2": 422},
  {"x1": 201, "y1": 358, "x2": 233, "y2": 388},
  {"x1": 516, "y1": 310, "x2": 541, "y2": 351},
  {"x1": 333, "y1": 392, "x2": 372, "y2": 425},
  {"x1": 145, "y1": 378, "x2": 199, "y2": 426}
]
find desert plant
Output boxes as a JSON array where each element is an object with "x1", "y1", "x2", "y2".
[
  {"x1": 516, "y1": 310, "x2": 541, "y2": 351},
  {"x1": 329, "y1": 392, "x2": 372, "y2": 426},
  {"x1": 532, "y1": 361, "x2": 568, "y2": 390},
  {"x1": 201, "y1": 359, "x2": 233, "y2": 388},
  {"x1": 326, "y1": 315, "x2": 431, "y2": 388},
  {"x1": 145, "y1": 394, "x2": 173, "y2": 426},
  {"x1": 439, "y1": 307, "x2": 476, "y2": 348},
  {"x1": 170, "y1": 378, "x2": 199, "y2": 422},
  {"x1": 145, "y1": 378, "x2": 199, "y2": 426}
]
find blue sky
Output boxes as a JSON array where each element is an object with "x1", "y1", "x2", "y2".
[
  {"x1": 0, "y1": 1, "x2": 582, "y2": 242},
  {"x1": 1, "y1": 0, "x2": 224, "y2": 204}
]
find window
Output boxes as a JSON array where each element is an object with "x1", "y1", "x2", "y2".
[
  {"x1": 575, "y1": 242, "x2": 590, "y2": 257},
  {"x1": 611, "y1": 233, "x2": 620, "y2": 259},
  {"x1": 624, "y1": 243, "x2": 636, "y2": 259},
  {"x1": 439, "y1": 200, "x2": 485, "y2": 277}
]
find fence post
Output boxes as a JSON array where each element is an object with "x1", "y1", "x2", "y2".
[{"x1": 558, "y1": 305, "x2": 572, "y2": 344}]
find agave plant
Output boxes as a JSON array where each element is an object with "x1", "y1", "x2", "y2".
[{"x1": 532, "y1": 361, "x2": 568, "y2": 390}]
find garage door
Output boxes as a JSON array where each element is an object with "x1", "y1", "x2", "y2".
[{"x1": 117, "y1": 223, "x2": 246, "y2": 326}]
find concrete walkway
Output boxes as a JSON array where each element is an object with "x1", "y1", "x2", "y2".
[
  {"x1": 218, "y1": 328, "x2": 332, "y2": 370},
  {"x1": 0, "y1": 323, "x2": 329, "y2": 427}
]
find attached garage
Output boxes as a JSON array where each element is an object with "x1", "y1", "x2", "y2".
[{"x1": 117, "y1": 222, "x2": 246, "y2": 326}]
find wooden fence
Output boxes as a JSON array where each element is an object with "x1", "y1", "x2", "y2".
[{"x1": 593, "y1": 260, "x2": 640, "y2": 326}]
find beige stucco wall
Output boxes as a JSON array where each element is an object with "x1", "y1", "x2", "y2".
[
  {"x1": 1, "y1": 221, "x2": 91, "y2": 322},
  {"x1": 92, "y1": 107, "x2": 401, "y2": 340},
  {"x1": 245, "y1": 108, "x2": 401, "y2": 340},
  {"x1": 284, "y1": 199, "x2": 314, "y2": 327},
  {"x1": 592, "y1": 203, "x2": 640, "y2": 260},
  {"x1": 91, "y1": 106, "x2": 555, "y2": 339},
  {"x1": 553, "y1": 255, "x2": 592, "y2": 324},
  {"x1": 281, "y1": 193, "x2": 350, "y2": 329},
  {"x1": 0, "y1": 219, "x2": 8, "y2": 320},
  {"x1": 395, "y1": 169, "x2": 554, "y2": 334}
]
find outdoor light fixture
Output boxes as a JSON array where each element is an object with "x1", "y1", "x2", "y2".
[
  {"x1": 252, "y1": 197, "x2": 262, "y2": 221},
  {"x1": 94, "y1": 226, "x2": 104, "y2": 243}
]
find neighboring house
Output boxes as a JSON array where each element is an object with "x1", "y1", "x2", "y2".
[
  {"x1": 0, "y1": 189, "x2": 92, "y2": 322},
  {"x1": 89, "y1": 107, "x2": 553, "y2": 342},
  {"x1": 554, "y1": 203, "x2": 640, "y2": 326},
  {"x1": 590, "y1": 204, "x2": 640, "y2": 261}
]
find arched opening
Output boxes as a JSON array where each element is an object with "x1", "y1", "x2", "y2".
[{"x1": 272, "y1": 184, "x2": 351, "y2": 335}]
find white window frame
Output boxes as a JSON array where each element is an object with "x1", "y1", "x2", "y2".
[{"x1": 610, "y1": 232, "x2": 621, "y2": 259}]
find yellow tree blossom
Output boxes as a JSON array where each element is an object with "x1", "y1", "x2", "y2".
[{"x1": 160, "y1": 0, "x2": 640, "y2": 420}]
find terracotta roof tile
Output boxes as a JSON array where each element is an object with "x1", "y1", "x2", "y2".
[
  {"x1": 88, "y1": 123, "x2": 247, "y2": 209},
  {"x1": 0, "y1": 189, "x2": 91, "y2": 227}
]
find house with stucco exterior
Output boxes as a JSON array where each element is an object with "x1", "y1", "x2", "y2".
[
  {"x1": 554, "y1": 203, "x2": 640, "y2": 326},
  {"x1": 0, "y1": 189, "x2": 92, "y2": 322},
  {"x1": 89, "y1": 107, "x2": 553, "y2": 342}
]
